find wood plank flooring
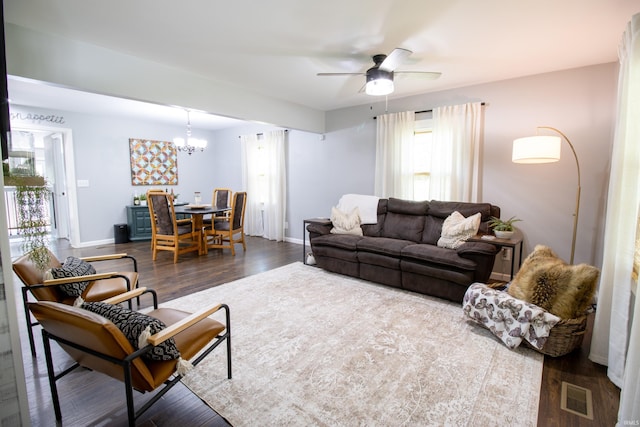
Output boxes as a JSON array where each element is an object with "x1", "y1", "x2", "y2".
[{"x1": 10, "y1": 237, "x2": 619, "y2": 426}]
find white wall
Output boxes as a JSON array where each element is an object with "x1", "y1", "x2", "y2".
[{"x1": 9, "y1": 63, "x2": 617, "y2": 271}]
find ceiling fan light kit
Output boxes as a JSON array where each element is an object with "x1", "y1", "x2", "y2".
[
  {"x1": 366, "y1": 69, "x2": 394, "y2": 96},
  {"x1": 317, "y1": 48, "x2": 441, "y2": 97}
]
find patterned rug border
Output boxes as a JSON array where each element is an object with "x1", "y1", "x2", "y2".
[{"x1": 161, "y1": 262, "x2": 543, "y2": 426}]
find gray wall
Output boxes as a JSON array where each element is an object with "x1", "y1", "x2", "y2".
[
  {"x1": 9, "y1": 62, "x2": 617, "y2": 273},
  {"x1": 314, "y1": 63, "x2": 617, "y2": 270}
]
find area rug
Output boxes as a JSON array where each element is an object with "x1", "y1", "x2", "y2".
[{"x1": 160, "y1": 262, "x2": 543, "y2": 426}]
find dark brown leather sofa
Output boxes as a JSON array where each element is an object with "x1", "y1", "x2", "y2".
[{"x1": 307, "y1": 198, "x2": 501, "y2": 303}]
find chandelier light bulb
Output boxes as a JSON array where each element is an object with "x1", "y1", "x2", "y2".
[{"x1": 174, "y1": 110, "x2": 207, "y2": 154}]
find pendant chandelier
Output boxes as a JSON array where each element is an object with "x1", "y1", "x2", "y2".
[{"x1": 173, "y1": 110, "x2": 207, "y2": 155}]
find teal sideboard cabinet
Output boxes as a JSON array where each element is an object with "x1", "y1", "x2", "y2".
[
  {"x1": 126, "y1": 205, "x2": 153, "y2": 241},
  {"x1": 126, "y1": 203, "x2": 189, "y2": 241}
]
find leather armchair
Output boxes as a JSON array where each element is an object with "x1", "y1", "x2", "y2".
[
  {"x1": 28, "y1": 287, "x2": 231, "y2": 426},
  {"x1": 13, "y1": 248, "x2": 139, "y2": 356}
]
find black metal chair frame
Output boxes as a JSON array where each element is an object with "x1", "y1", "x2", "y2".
[
  {"x1": 20, "y1": 254, "x2": 138, "y2": 357},
  {"x1": 40, "y1": 289, "x2": 232, "y2": 426}
]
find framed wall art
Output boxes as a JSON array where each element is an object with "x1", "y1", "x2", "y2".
[{"x1": 129, "y1": 138, "x2": 178, "y2": 186}]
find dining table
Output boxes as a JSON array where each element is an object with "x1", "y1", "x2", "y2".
[{"x1": 174, "y1": 204, "x2": 231, "y2": 255}]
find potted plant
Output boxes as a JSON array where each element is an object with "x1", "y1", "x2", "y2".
[
  {"x1": 139, "y1": 193, "x2": 147, "y2": 206},
  {"x1": 15, "y1": 179, "x2": 52, "y2": 271},
  {"x1": 488, "y1": 216, "x2": 522, "y2": 239}
]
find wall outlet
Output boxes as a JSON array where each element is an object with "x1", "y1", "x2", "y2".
[
  {"x1": 284, "y1": 221, "x2": 289, "y2": 229},
  {"x1": 501, "y1": 248, "x2": 512, "y2": 261}
]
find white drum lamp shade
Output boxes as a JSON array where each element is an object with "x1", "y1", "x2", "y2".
[{"x1": 512, "y1": 135, "x2": 562, "y2": 164}]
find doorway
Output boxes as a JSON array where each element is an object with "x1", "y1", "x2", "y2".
[{"x1": 5, "y1": 125, "x2": 80, "y2": 247}]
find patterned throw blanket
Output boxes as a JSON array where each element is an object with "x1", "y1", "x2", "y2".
[{"x1": 463, "y1": 283, "x2": 560, "y2": 349}]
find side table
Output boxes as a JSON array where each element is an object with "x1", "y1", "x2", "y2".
[
  {"x1": 303, "y1": 218, "x2": 332, "y2": 264},
  {"x1": 468, "y1": 229, "x2": 524, "y2": 280}
]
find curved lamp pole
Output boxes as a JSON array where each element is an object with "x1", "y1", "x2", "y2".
[{"x1": 512, "y1": 126, "x2": 581, "y2": 264}]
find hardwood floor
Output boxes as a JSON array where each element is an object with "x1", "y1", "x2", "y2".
[{"x1": 10, "y1": 237, "x2": 619, "y2": 426}]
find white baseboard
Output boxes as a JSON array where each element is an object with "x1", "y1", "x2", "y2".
[
  {"x1": 76, "y1": 238, "x2": 116, "y2": 248},
  {"x1": 285, "y1": 237, "x2": 304, "y2": 245},
  {"x1": 490, "y1": 272, "x2": 512, "y2": 282}
]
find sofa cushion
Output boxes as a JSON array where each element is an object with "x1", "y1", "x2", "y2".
[
  {"x1": 381, "y1": 198, "x2": 429, "y2": 242},
  {"x1": 387, "y1": 198, "x2": 430, "y2": 215},
  {"x1": 422, "y1": 216, "x2": 445, "y2": 245},
  {"x1": 427, "y1": 200, "x2": 492, "y2": 220},
  {"x1": 381, "y1": 212, "x2": 425, "y2": 242},
  {"x1": 357, "y1": 236, "x2": 413, "y2": 257},
  {"x1": 437, "y1": 211, "x2": 481, "y2": 249},
  {"x1": 330, "y1": 206, "x2": 363, "y2": 236},
  {"x1": 401, "y1": 244, "x2": 477, "y2": 271}
]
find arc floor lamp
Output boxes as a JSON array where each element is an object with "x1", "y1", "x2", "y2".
[{"x1": 512, "y1": 126, "x2": 581, "y2": 264}]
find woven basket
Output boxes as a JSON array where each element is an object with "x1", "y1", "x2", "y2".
[{"x1": 524, "y1": 312, "x2": 589, "y2": 357}]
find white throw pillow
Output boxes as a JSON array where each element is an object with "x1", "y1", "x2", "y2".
[
  {"x1": 330, "y1": 206, "x2": 363, "y2": 236},
  {"x1": 437, "y1": 211, "x2": 481, "y2": 249}
]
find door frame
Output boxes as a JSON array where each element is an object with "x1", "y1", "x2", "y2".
[{"x1": 11, "y1": 124, "x2": 80, "y2": 247}]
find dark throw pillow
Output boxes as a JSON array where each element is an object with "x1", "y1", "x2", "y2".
[
  {"x1": 50, "y1": 256, "x2": 97, "y2": 297},
  {"x1": 81, "y1": 301, "x2": 181, "y2": 361}
]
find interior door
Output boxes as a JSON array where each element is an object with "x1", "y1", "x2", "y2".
[
  {"x1": 44, "y1": 132, "x2": 70, "y2": 239},
  {"x1": 9, "y1": 128, "x2": 72, "y2": 241}
]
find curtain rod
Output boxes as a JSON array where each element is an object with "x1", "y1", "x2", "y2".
[
  {"x1": 373, "y1": 102, "x2": 485, "y2": 119},
  {"x1": 238, "y1": 129, "x2": 288, "y2": 138}
]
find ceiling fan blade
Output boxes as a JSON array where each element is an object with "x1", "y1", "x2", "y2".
[
  {"x1": 395, "y1": 71, "x2": 442, "y2": 80},
  {"x1": 379, "y1": 48, "x2": 412, "y2": 72},
  {"x1": 317, "y1": 72, "x2": 365, "y2": 76}
]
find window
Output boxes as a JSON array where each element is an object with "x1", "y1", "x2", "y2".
[
  {"x1": 412, "y1": 129, "x2": 432, "y2": 201},
  {"x1": 411, "y1": 118, "x2": 433, "y2": 201}
]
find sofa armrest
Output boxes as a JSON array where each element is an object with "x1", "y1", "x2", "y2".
[
  {"x1": 81, "y1": 253, "x2": 138, "y2": 272},
  {"x1": 147, "y1": 303, "x2": 229, "y2": 346},
  {"x1": 457, "y1": 241, "x2": 499, "y2": 282},
  {"x1": 306, "y1": 222, "x2": 332, "y2": 236},
  {"x1": 456, "y1": 241, "x2": 499, "y2": 256}
]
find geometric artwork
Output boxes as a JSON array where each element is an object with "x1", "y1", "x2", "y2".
[{"x1": 129, "y1": 139, "x2": 178, "y2": 186}]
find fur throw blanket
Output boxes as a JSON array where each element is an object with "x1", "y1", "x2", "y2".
[{"x1": 507, "y1": 245, "x2": 599, "y2": 319}]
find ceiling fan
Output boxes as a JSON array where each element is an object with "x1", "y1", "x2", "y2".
[{"x1": 317, "y1": 48, "x2": 442, "y2": 96}]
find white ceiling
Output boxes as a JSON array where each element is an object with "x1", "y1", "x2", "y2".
[{"x1": 4, "y1": 0, "x2": 640, "y2": 130}]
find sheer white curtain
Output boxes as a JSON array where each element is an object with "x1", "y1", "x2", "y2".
[
  {"x1": 374, "y1": 111, "x2": 415, "y2": 198},
  {"x1": 429, "y1": 102, "x2": 483, "y2": 202},
  {"x1": 240, "y1": 130, "x2": 287, "y2": 241},
  {"x1": 589, "y1": 13, "x2": 640, "y2": 424}
]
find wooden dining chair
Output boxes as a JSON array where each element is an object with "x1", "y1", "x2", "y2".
[
  {"x1": 212, "y1": 188, "x2": 232, "y2": 210},
  {"x1": 203, "y1": 188, "x2": 232, "y2": 227},
  {"x1": 205, "y1": 191, "x2": 247, "y2": 255},
  {"x1": 147, "y1": 190, "x2": 201, "y2": 263}
]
